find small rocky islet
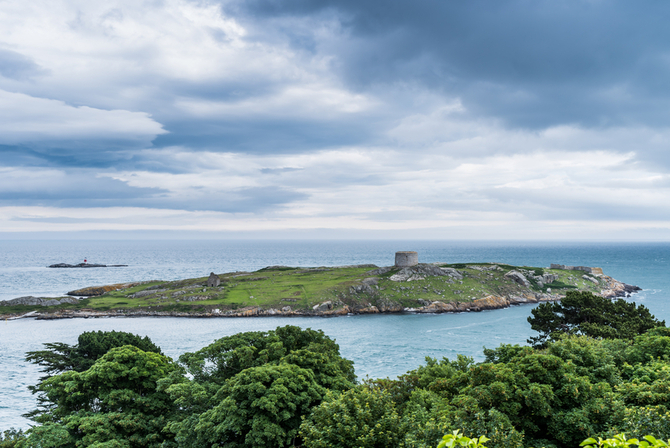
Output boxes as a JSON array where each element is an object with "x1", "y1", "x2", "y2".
[
  {"x1": 48, "y1": 263, "x2": 128, "y2": 268},
  {"x1": 1, "y1": 251, "x2": 640, "y2": 320}
]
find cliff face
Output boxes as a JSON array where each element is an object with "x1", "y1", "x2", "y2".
[{"x1": 1, "y1": 262, "x2": 641, "y2": 319}]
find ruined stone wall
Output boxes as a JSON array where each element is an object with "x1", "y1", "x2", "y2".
[{"x1": 550, "y1": 264, "x2": 603, "y2": 275}]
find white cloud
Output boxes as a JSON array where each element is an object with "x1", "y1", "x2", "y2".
[
  {"x1": 0, "y1": 90, "x2": 166, "y2": 145},
  {"x1": 2, "y1": 0, "x2": 670, "y2": 240},
  {"x1": 0, "y1": 0, "x2": 329, "y2": 110}
]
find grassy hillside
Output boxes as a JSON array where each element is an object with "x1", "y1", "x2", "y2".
[{"x1": 1, "y1": 262, "x2": 613, "y2": 317}]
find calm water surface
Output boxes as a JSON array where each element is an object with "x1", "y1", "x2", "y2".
[{"x1": 1, "y1": 240, "x2": 669, "y2": 430}]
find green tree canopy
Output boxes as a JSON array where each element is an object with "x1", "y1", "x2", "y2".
[
  {"x1": 527, "y1": 291, "x2": 664, "y2": 348},
  {"x1": 177, "y1": 325, "x2": 355, "y2": 389},
  {"x1": 194, "y1": 364, "x2": 323, "y2": 448},
  {"x1": 27, "y1": 345, "x2": 179, "y2": 448},
  {"x1": 24, "y1": 330, "x2": 163, "y2": 420},
  {"x1": 300, "y1": 386, "x2": 404, "y2": 448},
  {"x1": 26, "y1": 330, "x2": 162, "y2": 377},
  {"x1": 165, "y1": 325, "x2": 356, "y2": 448}
]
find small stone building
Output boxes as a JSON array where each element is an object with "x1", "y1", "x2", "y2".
[
  {"x1": 395, "y1": 251, "x2": 418, "y2": 267},
  {"x1": 207, "y1": 272, "x2": 221, "y2": 287}
]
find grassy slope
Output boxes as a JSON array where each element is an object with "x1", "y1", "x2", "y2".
[{"x1": 1, "y1": 264, "x2": 603, "y2": 316}]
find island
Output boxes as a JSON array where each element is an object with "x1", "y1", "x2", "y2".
[
  {"x1": 48, "y1": 263, "x2": 128, "y2": 268},
  {"x1": 0, "y1": 252, "x2": 640, "y2": 320}
]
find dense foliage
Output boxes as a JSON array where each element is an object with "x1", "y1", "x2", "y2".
[
  {"x1": 9, "y1": 301, "x2": 670, "y2": 448},
  {"x1": 164, "y1": 325, "x2": 356, "y2": 448},
  {"x1": 300, "y1": 386, "x2": 404, "y2": 448},
  {"x1": 24, "y1": 330, "x2": 163, "y2": 420},
  {"x1": 26, "y1": 330, "x2": 163, "y2": 378},
  {"x1": 527, "y1": 291, "x2": 664, "y2": 348}
]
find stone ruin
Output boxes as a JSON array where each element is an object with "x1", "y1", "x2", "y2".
[
  {"x1": 207, "y1": 272, "x2": 221, "y2": 287},
  {"x1": 395, "y1": 251, "x2": 418, "y2": 267},
  {"x1": 550, "y1": 264, "x2": 603, "y2": 275}
]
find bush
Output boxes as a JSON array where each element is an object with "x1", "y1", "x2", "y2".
[
  {"x1": 300, "y1": 386, "x2": 404, "y2": 448},
  {"x1": 620, "y1": 406, "x2": 670, "y2": 440}
]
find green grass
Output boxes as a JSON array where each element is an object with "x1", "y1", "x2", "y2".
[{"x1": 0, "y1": 263, "x2": 609, "y2": 316}]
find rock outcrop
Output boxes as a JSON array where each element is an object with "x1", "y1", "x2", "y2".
[
  {"x1": 67, "y1": 282, "x2": 144, "y2": 297},
  {"x1": 48, "y1": 263, "x2": 128, "y2": 268},
  {"x1": 0, "y1": 296, "x2": 79, "y2": 306},
  {"x1": 312, "y1": 301, "x2": 333, "y2": 312},
  {"x1": 504, "y1": 271, "x2": 531, "y2": 288},
  {"x1": 389, "y1": 264, "x2": 463, "y2": 282}
]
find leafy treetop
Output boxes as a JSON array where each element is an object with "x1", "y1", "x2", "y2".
[{"x1": 527, "y1": 291, "x2": 664, "y2": 348}]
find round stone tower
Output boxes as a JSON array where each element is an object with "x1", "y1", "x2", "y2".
[{"x1": 395, "y1": 251, "x2": 418, "y2": 267}]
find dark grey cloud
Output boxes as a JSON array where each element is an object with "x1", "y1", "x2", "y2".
[
  {"x1": 0, "y1": 49, "x2": 47, "y2": 80},
  {"x1": 0, "y1": 146, "x2": 187, "y2": 173},
  {"x1": 0, "y1": 172, "x2": 166, "y2": 208},
  {"x1": 227, "y1": 0, "x2": 670, "y2": 129},
  {"x1": 0, "y1": 167, "x2": 306, "y2": 212},
  {"x1": 152, "y1": 115, "x2": 378, "y2": 153}
]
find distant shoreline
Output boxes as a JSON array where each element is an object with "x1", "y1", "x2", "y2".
[{"x1": 1, "y1": 262, "x2": 641, "y2": 321}]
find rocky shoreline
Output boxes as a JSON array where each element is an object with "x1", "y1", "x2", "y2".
[
  {"x1": 6, "y1": 284, "x2": 640, "y2": 321},
  {"x1": 9, "y1": 294, "x2": 545, "y2": 320}
]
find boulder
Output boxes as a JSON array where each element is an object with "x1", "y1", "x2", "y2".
[
  {"x1": 582, "y1": 275, "x2": 599, "y2": 284},
  {"x1": 472, "y1": 295, "x2": 509, "y2": 310},
  {"x1": 624, "y1": 283, "x2": 642, "y2": 293},
  {"x1": 504, "y1": 271, "x2": 531, "y2": 288},
  {"x1": 357, "y1": 306, "x2": 379, "y2": 314},
  {"x1": 440, "y1": 268, "x2": 464, "y2": 280},
  {"x1": 417, "y1": 301, "x2": 456, "y2": 313},
  {"x1": 350, "y1": 284, "x2": 375, "y2": 294},
  {"x1": 389, "y1": 264, "x2": 462, "y2": 282},
  {"x1": 322, "y1": 305, "x2": 352, "y2": 316},
  {"x1": 508, "y1": 295, "x2": 538, "y2": 304},
  {"x1": 312, "y1": 301, "x2": 333, "y2": 312}
]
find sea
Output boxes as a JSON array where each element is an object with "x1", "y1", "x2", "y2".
[{"x1": 1, "y1": 239, "x2": 669, "y2": 431}]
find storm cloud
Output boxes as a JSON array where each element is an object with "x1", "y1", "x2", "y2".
[{"x1": 2, "y1": 0, "x2": 670, "y2": 239}]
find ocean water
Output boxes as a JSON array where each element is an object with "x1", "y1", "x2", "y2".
[{"x1": 1, "y1": 240, "x2": 669, "y2": 430}]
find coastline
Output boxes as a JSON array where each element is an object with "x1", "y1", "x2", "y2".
[{"x1": 1, "y1": 262, "x2": 641, "y2": 321}]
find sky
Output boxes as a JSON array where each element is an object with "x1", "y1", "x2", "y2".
[{"x1": 2, "y1": 0, "x2": 670, "y2": 240}]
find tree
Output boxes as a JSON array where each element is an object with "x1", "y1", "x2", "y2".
[
  {"x1": 300, "y1": 386, "x2": 404, "y2": 448},
  {"x1": 25, "y1": 330, "x2": 163, "y2": 419},
  {"x1": 194, "y1": 364, "x2": 323, "y2": 448},
  {"x1": 177, "y1": 325, "x2": 355, "y2": 389},
  {"x1": 26, "y1": 330, "x2": 163, "y2": 377},
  {"x1": 27, "y1": 345, "x2": 179, "y2": 448},
  {"x1": 165, "y1": 325, "x2": 356, "y2": 448},
  {"x1": 527, "y1": 291, "x2": 664, "y2": 348},
  {"x1": 0, "y1": 429, "x2": 26, "y2": 448}
]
